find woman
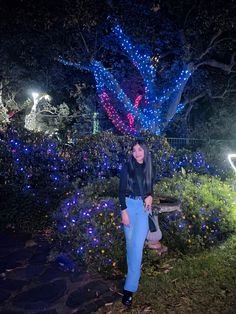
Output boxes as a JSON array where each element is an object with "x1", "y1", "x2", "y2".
[{"x1": 119, "y1": 139, "x2": 153, "y2": 306}]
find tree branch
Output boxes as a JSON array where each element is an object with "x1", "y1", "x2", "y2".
[
  {"x1": 183, "y1": 92, "x2": 206, "y2": 118},
  {"x1": 195, "y1": 51, "x2": 236, "y2": 73},
  {"x1": 197, "y1": 30, "x2": 222, "y2": 61},
  {"x1": 184, "y1": 3, "x2": 197, "y2": 28},
  {"x1": 79, "y1": 32, "x2": 90, "y2": 54},
  {"x1": 183, "y1": 92, "x2": 206, "y2": 106}
]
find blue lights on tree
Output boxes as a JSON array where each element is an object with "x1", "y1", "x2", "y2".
[{"x1": 59, "y1": 21, "x2": 192, "y2": 135}]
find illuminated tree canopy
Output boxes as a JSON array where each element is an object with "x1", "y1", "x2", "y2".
[{"x1": 0, "y1": 0, "x2": 235, "y2": 136}]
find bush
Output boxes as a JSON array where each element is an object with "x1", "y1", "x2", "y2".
[
  {"x1": 64, "y1": 131, "x2": 174, "y2": 186},
  {"x1": 0, "y1": 127, "x2": 73, "y2": 231},
  {"x1": 51, "y1": 173, "x2": 236, "y2": 277},
  {"x1": 51, "y1": 178, "x2": 125, "y2": 278},
  {"x1": 155, "y1": 173, "x2": 236, "y2": 252},
  {"x1": 1, "y1": 127, "x2": 231, "y2": 235}
]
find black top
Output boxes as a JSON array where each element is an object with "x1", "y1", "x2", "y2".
[{"x1": 119, "y1": 160, "x2": 154, "y2": 211}]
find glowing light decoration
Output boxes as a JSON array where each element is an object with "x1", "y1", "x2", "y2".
[
  {"x1": 228, "y1": 154, "x2": 236, "y2": 173},
  {"x1": 127, "y1": 113, "x2": 135, "y2": 129},
  {"x1": 127, "y1": 95, "x2": 142, "y2": 129},
  {"x1": 134, "y1": 95, "x2": 143, "y2": 109},
  {"x1": 112, "y1": 24, "x2": 157, "y2": 107},
  {"x1": 59, "y1": 21, "x2": 192, "y2": 135},
  {"x1": 99, "y1": 91, "x2": 137, "y2": 135},
  {"x1": 25, "y1": 93, "x2": 51, "y2": 131},
  {"x1": 93, "y1": 61, "x2": 143, "y2": 121}
]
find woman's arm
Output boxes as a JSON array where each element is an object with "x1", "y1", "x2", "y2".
[
  {"x1": 119, "y1": 163, "x2": 128, "y2": 211},
  {"x1": 119, "y1": 163, "x2": 130, "y2": 226}
]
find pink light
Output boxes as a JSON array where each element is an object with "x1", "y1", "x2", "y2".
[
  {"x1": 134, "y1": 95, "x2": 142, "y2": 108},
  {"x1": 126, "y1": 95, "x2": 143, "y2": 129},
  {"x1": 99, "y1": 91, "x2": 136, "y2": 134},
  {"x1": 127, "y1": 113, "x2": 134, "y2": 129}
]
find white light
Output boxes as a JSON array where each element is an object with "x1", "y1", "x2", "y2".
[
  {"x1": 32, "y1": 92, "x2": 39, "y2": 101},
  {"x1": 44, "y1": 94, "x2": 50, "y2": 101},
  {"x1": 228, "y1": 154, "x2": 236, "y2": 173}
]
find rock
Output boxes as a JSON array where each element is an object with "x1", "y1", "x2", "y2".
[
  {"x1": 13, "y1": 279, "x2": 67, "y2": 309},
  {"x1": 29, "y1": 253, "x2": 47, "y2": 264},
  {"x1": 83, "y1": 301, "x2": 100, "y2": 313},
  {"x1": 0, "y1": 232, "x2": 31, "y2": 249},
  {"x1": 66, "y1": 280, "x2": 109, "y2": 308},
  {"x1": 0, "y1": 279, "x2": 27, "y2": 291},
  {"x1": 0, "y1": 259, "x2": 22, "y2": 273},
  {"x1": 0, "y1": 289, "x2": 11, "y2": 303},
  {"x1": 25, "y1": 239, "x2": 37, "y2": 248},
  {"x1": 26, "y1": 264, "x2": 45, "y2": 280},
  {"x1": 35, "y1": 310, "x2": 58, "y2": 314},
  {"x1": 0, "y1": 310, "x2": 24, "y2": 314},
  {"x1": 39, "y1": 266, "x2": 68, "y2": 282},
  {"x1": 4, "y1": 248, "x2": 34, "y2": 262},
  {"x1": 69, "y1": 269, "x2": 88, "y2": 283}
]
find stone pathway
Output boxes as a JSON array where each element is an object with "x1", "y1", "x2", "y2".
[{"x1": 0, "y1": 231, "x2": 121, "y2": 314}]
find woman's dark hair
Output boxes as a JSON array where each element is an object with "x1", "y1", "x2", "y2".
[{"x1": 126, "y1": 139, "x2": 152, "y2": 196}]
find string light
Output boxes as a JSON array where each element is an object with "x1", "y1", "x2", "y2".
[
  {"x1": 2, "y1": 128, "x2": 231, "y2": 272},
  {"x1": 59, "y1": 23, "x2": 192, "y2": 135},
  {"x1": 228, "y1": 154, "x2": 236, "y2": 173}
]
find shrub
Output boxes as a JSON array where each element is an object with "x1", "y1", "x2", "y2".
[
  {"x1": 51, "y1": 173, "x2": 236, "y2": 277},
  {"x1": 155, "y1": 173, "x2": 236, "y2": 252},
  {"x1": 1, "y1": 127, "x2": 231, "y2": 233},
  {"x1": 51, "y1": 178, "x2": 125, "y2": 278},
  {"x1": 0, "y1": 127, "x2": 73, "y2": 231}
]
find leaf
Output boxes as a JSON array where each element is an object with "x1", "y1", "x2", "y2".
[{"x1": 181, "y1": 167, "x2": 186, "y2": 177}]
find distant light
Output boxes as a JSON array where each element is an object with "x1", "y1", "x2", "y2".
[
  {"x1": 228, "y1": 154, "x2": 236, "y2": 173},
  {"x1": 44, "y1": 95, "x2": 51, "y2": 101},
  {"x1": 32, "y1": 92, "x2": 39, "y2": 100}
]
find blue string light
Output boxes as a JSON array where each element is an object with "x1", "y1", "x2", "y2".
[{"x1": 59, "y1": 23, "x2": 192, "y2": 135}]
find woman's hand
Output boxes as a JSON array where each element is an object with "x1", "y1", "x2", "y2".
[
  {"x1": 121, "y1": 209, "x2": 130, "y2": 226},
  {"x1": 144, "y1": 195, "x2": 153, "y2": 211}
]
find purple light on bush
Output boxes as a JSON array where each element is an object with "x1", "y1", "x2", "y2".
[{"x1": 76, "y1": 246, "x2": 84, "y2": 254}]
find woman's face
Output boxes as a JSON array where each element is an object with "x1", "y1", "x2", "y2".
[{"x1": 132, "y1": 144, "x2": 145, "y2": 164}]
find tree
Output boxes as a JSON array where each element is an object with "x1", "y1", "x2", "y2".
[
  {"x1": 0, "y1": 0, "x2": 235, "y2": 135},
  {"x1": 59, "y1": 0, "x2": 236, "y2": 134}
]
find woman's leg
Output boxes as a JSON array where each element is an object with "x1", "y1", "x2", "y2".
[{"x1": 123, "y1": 198, "x2": 149, "y2": 292}]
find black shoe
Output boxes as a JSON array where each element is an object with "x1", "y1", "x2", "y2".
[{"x1": 122, "y1": 289, "x2": 133, "y2": 306}]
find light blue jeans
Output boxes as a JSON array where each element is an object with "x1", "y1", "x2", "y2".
[{"x1": 123, "y1": 197, "x2": 149, "y2": 292}]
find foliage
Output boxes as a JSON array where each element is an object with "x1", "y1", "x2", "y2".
[
  {"x1": 0, "y1": 103, "x2": 10, "y2": 126},
  {"x1": 51, "y1": 172, "x2": 236, "y2": 277},
  {"x1": 188, "y1": 94, "x2": 236, "y2": 140},
  {"x1": 51, "y1": 183, "x2": 125, "y2": 277},
  {"x1": 155, "y1": 173, "x2": 236, "y2": 253},
  {"x1": 0, "y1": 127, "x2": 73, "y2": 231},
  {"x1": 199, "y1": 141, "x2": 236, "y2": 179},
  {"x1": 0, "y1": 0, "x2": 235, "y2": 134},
  {"x1": 0, "y1": 128, "x2": 171, "y2": 232},
  {"x1": 98, "y1": 235, "x2": 236, "y2": 313},
  {"x1": 1, "y1": 128, "x2": 226, "y2": 232},
  {"x1": 60, "y1": 131, "x2": 175, "y2": 187}
]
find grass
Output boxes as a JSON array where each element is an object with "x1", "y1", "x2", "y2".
[{"x1": 97, "y1": 235, "x2": 236, "y2": 313}]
